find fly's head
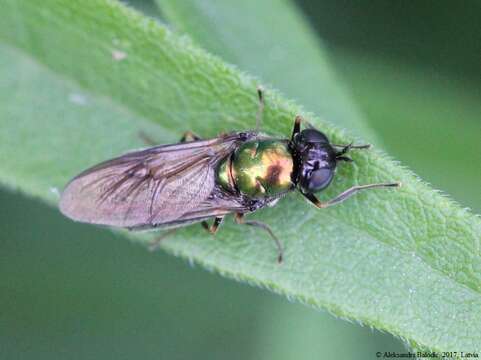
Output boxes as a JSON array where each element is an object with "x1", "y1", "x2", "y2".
[{"x1": 291, "y1": 128, "x2": 352, "y2": 194}]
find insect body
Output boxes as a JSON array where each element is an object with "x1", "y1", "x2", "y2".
[{"x1": 60, "y1": 89, "x2": 399, "y2": 262}]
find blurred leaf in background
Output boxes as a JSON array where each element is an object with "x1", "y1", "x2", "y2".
[
  {"x1": 1, "y1": 0, "x2": 480, "y2": 359},
  {"x1": 296, "y1": 0, "x2": 481, "y2": 212},
  {"x1": 159, "y1": 0, "x2": 378, "y2": 141}
]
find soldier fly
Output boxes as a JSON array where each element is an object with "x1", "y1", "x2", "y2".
[{"x1": 60, "y1": 88, "x2": 399, "y2": 263}]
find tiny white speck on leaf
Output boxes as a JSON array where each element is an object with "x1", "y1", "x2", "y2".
[
  {"x1": 68, "y1": 93, "x2": 87, "y2": 106},
  {"x1": 49, "y1": 187, "x2": 60, "y2": 198},
  {"x1": 112, "y1": 49, "x2": 127, "y2": 61}
]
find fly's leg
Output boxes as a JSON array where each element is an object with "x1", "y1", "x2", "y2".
[
  {"x1": 292, "y1": 115, "x2": 318, "y2": 132},
  {"x1": 149, "y1": 216, "x2": 224, "y2": 251},
  {"x1": 148, "y1": 228, "x2": 177, "y2": 251},
  {"x1": 302, "y1": 182, "x2": 401, "y2": 208},
  {"x1": 332, "y1": 143, "x2": 372, "y2": 151},
  {"x1": 235, "y1": 213, "x2": 284, "y2": 263},
  {"x1": 201, "y1": 216, "x2": 224, "y2": 234},
  {"x1": 291, "y1": 115, "x2": 302, "y2": 141},
  {"x1": 180, "y1": 131, "x2": 202, "y2": 142},
  {"x1": 332, "y1": 143, "x2": 371, "y2": 163},
  {"x1": 256, "y1": 86, "x2": 264, "y2": 131}
]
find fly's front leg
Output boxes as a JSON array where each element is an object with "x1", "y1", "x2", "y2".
[
  {"x1": 291, "y1": 115, "x2": 302, "y2": 141},
  {"x1": 302, "y1": 182, "x2": 401, "y2": 208},
  {"x1": 291, "y1": 116, "x2": 319, "y2": 135},
  {"x1": 332, "y1": 143, "x2": 371, "y2": 152},
  {"x1": 201, "y1": 216, "x2": 224, "y2": 234},
  {"x1": 235, "y1": 213, "x2": 284, "y2": 263},
  {"x1": 332, "y1": 143, "x2": 371, "y2": 163}
]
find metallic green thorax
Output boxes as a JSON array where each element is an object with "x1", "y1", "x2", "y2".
[{"x1": 217, "y1": 140, "x2": 294, "y2": 198}]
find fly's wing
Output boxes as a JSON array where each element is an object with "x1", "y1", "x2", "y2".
[
  {"x1": 132, "y1": 189, "x2": 250, "y2": 230},
  {"x1": 127, "y1": 189, "x2": 250, "y2": 231},
  {"x1": 59, "y1": 134, "x2": 245, "y2": 229}
]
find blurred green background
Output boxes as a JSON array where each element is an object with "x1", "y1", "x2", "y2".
[{"x1": 1, "y1": 1, "x2": 480, "y2": 359}]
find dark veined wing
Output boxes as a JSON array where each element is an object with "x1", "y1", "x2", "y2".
[
  {"x1": 135, "y1": 189, "x2": 251, "y2": 231},
  {"x1": 60, "y1": 133, "x2": 250, "y2": 229}
]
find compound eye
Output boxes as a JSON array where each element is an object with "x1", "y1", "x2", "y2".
[
  {"x1": 299, "y1": 129, "x2": 329, "y2": 144},
  {"x1": 306, "y1": 168, "x2": 333, "y2": 192}
]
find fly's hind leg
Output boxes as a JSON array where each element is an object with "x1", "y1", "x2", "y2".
[
  {"x1": 149, "y1": 216, "x2": 224, "y2": 251},
  {"x1": 235, "y1": 213, "x2": 284, "y2": 263},
  {"x1": 201, "y1": 216, "x2": 224, "y2": 234}
]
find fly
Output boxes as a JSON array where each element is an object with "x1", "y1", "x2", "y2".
[{"x1": 59, "y1": 88, "x2": 400, "y2": 263}]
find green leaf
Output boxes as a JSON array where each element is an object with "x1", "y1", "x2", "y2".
[
  {"x1": 159, "y1": 0, "x2": 378, "y2": 142},
  {"x1": 0, "y1": 0, "x2": 480, "y2": 352}
]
